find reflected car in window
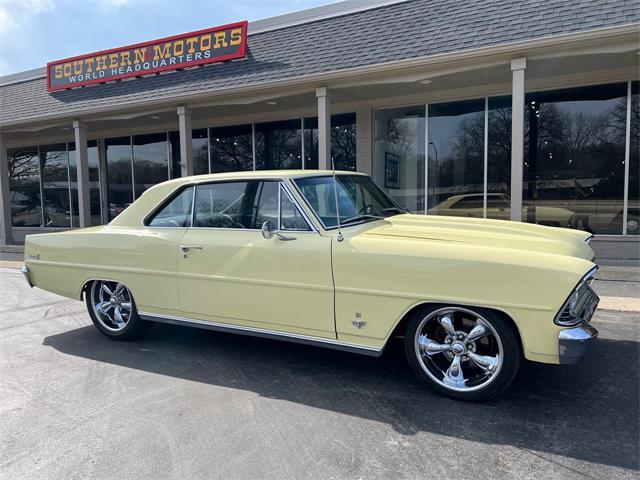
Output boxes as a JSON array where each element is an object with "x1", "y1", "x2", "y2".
[
  {"x1": 22, "y1": 171, "x2": 599, "y2": 401},
  {"x1": 430, "y1": 193, "x2": 575, "y2": 227}
]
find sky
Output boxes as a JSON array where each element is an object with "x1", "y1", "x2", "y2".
[{"x1": 0, "y1": 0, "x2": 338, "y2": 76}]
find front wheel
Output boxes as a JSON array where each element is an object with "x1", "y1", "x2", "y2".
[
  {"x1": 86, "y1": 280, "x2": 150, "y2": 340},
  {"x1": 404, "y1": 305, "x2": 521, "y2": 401}
]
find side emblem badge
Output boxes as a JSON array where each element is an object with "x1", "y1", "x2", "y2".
[{"x1": 352, "y1": 312, "x2": 367, "y2": 329}]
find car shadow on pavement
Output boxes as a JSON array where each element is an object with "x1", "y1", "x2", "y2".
[{"x1": 43, "y1": 323, "x2": 639, "y2": 471}]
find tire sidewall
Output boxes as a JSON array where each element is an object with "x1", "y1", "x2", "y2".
[{"x1": 404, "y1": 304, "x2": 521, "y2": 401}]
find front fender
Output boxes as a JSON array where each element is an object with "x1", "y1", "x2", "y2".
[{"x1": 332, "y1": 234, "x2": 595, "y2": 363}]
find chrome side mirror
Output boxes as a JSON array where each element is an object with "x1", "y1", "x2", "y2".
[
  {"x1": 261, "y1": 221, "x2": 275, "y2": 240},
  {"x1": 261, "y1": 221, "x2": 297, "y2": 241}
]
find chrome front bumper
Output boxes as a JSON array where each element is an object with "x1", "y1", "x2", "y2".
[
  {"x1": 20, "y1": 265, "x2": 33, "y2": 288},
  {"x1": 558, "y1": 322, "x2": 599, "y2": 365}
]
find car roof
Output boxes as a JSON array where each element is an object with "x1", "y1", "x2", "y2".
[{"x1": 178, "y1": 169, "x2": 366, "y2": 184}]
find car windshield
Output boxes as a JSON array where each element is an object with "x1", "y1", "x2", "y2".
[{"x1": 294, "y1": 175, "x2": 405, "y2": 228}]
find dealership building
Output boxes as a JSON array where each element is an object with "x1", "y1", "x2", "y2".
[{"x1": 0, "y1": 0, "x2": 638, "y2": 247}]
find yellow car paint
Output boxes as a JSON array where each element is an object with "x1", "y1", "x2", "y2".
[{"x1": 23, "y1": 170, "x2": 596, "y2": 364}]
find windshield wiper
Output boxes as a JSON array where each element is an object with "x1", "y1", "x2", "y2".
[{"x1": 340, "y1": 214, "x2": 386, "y2": 225}]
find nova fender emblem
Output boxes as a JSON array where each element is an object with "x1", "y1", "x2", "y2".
[{"x1": 352, "y1": 313, "x2": 367, "y2": 329}]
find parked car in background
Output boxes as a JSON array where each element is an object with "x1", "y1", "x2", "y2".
[
  {"x1": 21, "y1": 171, "x2": 599, "y2": 401},
  {"x1": 429, "y1": 193, "x2": 575, "y2": 227}
]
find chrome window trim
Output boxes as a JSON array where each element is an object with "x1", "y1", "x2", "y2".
[
  {"x1": 187, "y1": 178, "x2": 317, "y2": 233},
  {"x1": 138, "y1": 311, "x2": 382, "y2": 357},
  {"x1": 280, "y1": 181, "x2": 317, "y2": 232},
  {"x1": 290, "y1": 174, "x2": 399, "y2": 231}
]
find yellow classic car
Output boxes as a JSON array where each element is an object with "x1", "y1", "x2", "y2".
[{"x1": 21, "y1": 170, "x2": 600, "y2": 401}]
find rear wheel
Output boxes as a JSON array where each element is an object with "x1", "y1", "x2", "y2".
[
  {"x1": 404, "y1": 305, "x2": 520, "y2": 401},
  {"x1": 86, "y1": 280, "x2": 150, "y2": 340}
]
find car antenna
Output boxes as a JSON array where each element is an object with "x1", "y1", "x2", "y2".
[{"x1": 332, "y1": 158, "x2": 344, "y2": 242}]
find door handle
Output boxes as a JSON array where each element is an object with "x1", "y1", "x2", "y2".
[
  {"x1": 275, "y1": 232, "x2": 297, "y2": 241},
  {"x1": 180, "y1": 245, "x2": 203, "y2": 253}
]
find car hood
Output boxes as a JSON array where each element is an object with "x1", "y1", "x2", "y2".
[{"x1": 360, "y1": 214, "x2": 594, "y2": 261}]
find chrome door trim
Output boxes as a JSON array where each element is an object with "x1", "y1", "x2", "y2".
[
  {"x1": 138, "y1": 311, "x2": 382, "y2": 357},
  {"x1": 279, "y1": 181, "x2": 318, "y2": 232}
]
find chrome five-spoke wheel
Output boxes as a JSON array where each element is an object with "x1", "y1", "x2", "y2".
[
  {"x1": 86, "y1": 280, "x2": 149, "y2": 340},
  {"x1": 405, "y1": 305, "x2": 520, "y2": 401},
  {"x1": 91, "y1": 281, "x2": 133, "y2": 331}
]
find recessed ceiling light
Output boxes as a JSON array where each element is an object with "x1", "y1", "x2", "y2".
[
  {"x1": 150, "y1": 115, "x2": 160, "y2": 119},
  {"x1": 419, "y1": 79, "x2": 432, "y2": 85},
  {"x1": 266, "y1": 101, "x2": 277, "y2": 105},
  {"x1": 61, "y1": 127, "x2": 70, "y2": 130}
]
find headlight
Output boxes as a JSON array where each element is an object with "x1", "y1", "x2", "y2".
[
  {"x1": 568, "y1": 291, "x2": 580, "y2": 316},
  {"x1": 555, "y1": 267, "x2": 599, "y2": 327}
]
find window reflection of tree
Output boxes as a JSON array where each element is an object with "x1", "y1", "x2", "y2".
[
  {"x1": 256, "y1": 123, "x2": 301, "y2": 170},
  {"x1": 524, "y1": 85, "x2": 628, "y2": 233},
  {"x1": 430, "y1": 108, "x2": 484, "y2": 209},
  {"x1": 331, "y1": 120, "x2": 356, "y2": 171},
  {"x1": 8, "y1": 148, "x2": 41, "y2": 227},
  {"x1": 211, "y1": 130, "x2": 253, "y2": 172},
  {"x1": 40, "y1": 146, "x2": 72, "y2": 227}
]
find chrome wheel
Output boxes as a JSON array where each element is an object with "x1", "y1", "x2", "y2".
[
  {"x1": 90, "y1": 281, "x2": 133, "y2": 332},
  {"x1": 414, "y1": 307, "x2": 504, "y2": 392}
]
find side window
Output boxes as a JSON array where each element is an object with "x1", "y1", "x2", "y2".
[
  {"x1": 147, "y1": 186, "x2": 193, "y2": 227},
  {"x1": 194, "y1": 181, "x2": 279, "y2": 229},
  {"x1": 194, "y1": 181, "x2": 250, "y2": 228},
  {"x1": 280, "y1": 187, "x2": 311, "y2": 231}
]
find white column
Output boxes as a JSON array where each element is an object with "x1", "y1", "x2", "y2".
[
  {"x1": 510, "y1": 57, "x2": 527, "y2": 222},
  {"x1": 177, "y1": 106, "x2": 193, "y2": 177},
  {"x1": 0, "y1": 134, "x2": 14, "y2": 244},
  {"x1": 356, "y1": 108, "x2": 372, "y2": 176},
  {"x1": 72, "y1": 120, "x2": 91, "y2": 228},
  {"x1": 316, "y1": 87, "x2": 331, "y2": 170}
]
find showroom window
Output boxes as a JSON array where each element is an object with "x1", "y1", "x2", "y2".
[
  {"x1": 190, "y1": 114, "x2": 356, "y2": 174},
  {"x1": 69, "y1": 140, "x2": 101, "y2": 226},
  {"x1": 105, "y1": 133, "x2": 173, "y2": 220},
  {"x1": 255, "y1": 119, "x2": 302, "y2": 170},
  {"x1": 133, "y1": 133, "x2": 170, "y2": 199},
  {"x1": 39, "y1": 143, "x2": 72, "y2": 227},
  {"x1": 304, "y1": 113, "x2": 357, "y2": 170},
  {"x1": 8, "y1": 146, "x2": 41, "y2": 227},
  {"x1": 627, "y1": 81, "x2": 639, "y2": 235},
  {"x1": 210, "y1": 124, "x2": 254, "y2": 173},
  {"x1": 523, "y1": 83, "x2": 628, "y2": 234},
  {"x1": 374, "y1": 99, "x2": 513, "y2": 216},
  {"x1": 487, "y1": 96, "x2": 513, "y2": 220},
  {"x1": 427, "y1": 99, "x2": 485, "y2": 216},
  {"x1": 373, "y1": 106, "x2": 426, "y2": 212},
  {"x1": 105, "y1": 137, "x2": 133, "y2": 221},
  {"x1": 189, "y1": 129, "x2": 209, "y2": 176}
]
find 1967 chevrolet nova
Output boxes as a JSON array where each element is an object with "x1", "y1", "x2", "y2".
[{"x1": 21, "y1": 170, "x2": 600, "y2": 401}]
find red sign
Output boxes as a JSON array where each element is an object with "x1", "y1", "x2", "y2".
[{"x1": 47, "y1": 21, "x2": 248, "y2": 92}]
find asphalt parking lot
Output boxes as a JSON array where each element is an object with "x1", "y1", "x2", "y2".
[{"x1": 1, "y1": 267, "x2": 638, "y2": 479}]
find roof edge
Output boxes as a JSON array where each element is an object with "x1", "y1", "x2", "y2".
[
  {"x1": 2, "y1": 21, "x2": 637, "y2": 129},
  {"x1": 0, "y1": 0, "x2": 409, "y2": 87}
]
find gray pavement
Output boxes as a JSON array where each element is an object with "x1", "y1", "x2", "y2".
[{"x1": 0, "y1": 267, "x2": 638, "y2": 479}]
